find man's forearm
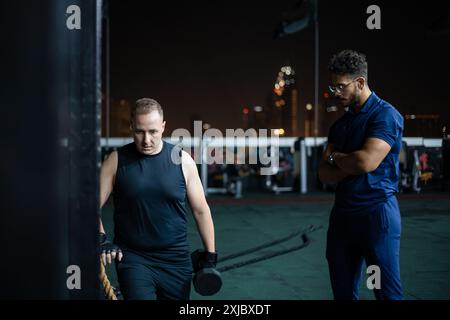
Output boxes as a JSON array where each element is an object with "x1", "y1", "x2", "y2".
[
  {"x1": 99, "y1": 218, "x2": 105, "y2": 234},
  {"x1": 318, "y1": 162, "x2": 349, "y2": 184},
  {"x1": 333, "y1": 151, "x2": 370, "y2": 175},
  {"x1": 193, "y1": 209, "x2": 215, "y2": 253}
]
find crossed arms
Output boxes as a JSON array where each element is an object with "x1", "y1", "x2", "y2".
[{"x1": 318, "y1": 137, "x2": 392, "y2": 185}]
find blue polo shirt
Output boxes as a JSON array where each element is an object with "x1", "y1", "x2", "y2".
[{"x1": 327, "y1": 92, "x2": 404, "y2": 214}]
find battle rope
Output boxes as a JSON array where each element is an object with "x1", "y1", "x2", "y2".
[
  {"x1": 219, "y1": 225, "x2": 321, "y2": 263},
  {"x1": 217, "y1": 225, "x2": 323, "y2": 273},
  {"x1": 99, "y1": 259, "x2": 118, "y2": 300}
]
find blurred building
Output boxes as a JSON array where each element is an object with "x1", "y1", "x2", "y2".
[
  {"x1": 241, "y1": 105, "x2": 269, "y2": 133},
  {"x1": 315, "y1": 98, "x2": 446, "y2": 138},
  {"x1": 403, "y1": 114, "x2": 443, "y2": 137},
  {"x1": 266, "y1": 66, "x2": 299, "y2": 137}
]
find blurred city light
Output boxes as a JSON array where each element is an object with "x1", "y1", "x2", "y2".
[{"x1": 273, "y1": 128, "x2": 285, "y2": 136}]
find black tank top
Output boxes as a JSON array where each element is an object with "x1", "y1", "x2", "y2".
[{"x1": 112, "y1": 142, "x2": 190, "y2": 265}]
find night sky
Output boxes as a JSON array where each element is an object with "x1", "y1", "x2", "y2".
[{"x1": 108, "y1": 0, "x2": 450, "y2": 135}]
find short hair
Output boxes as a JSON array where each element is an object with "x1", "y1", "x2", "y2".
[
  {"x1": 131, "y1": 98, "x2": 164, "y2": 121},
  {"x1": 328, "y1": 50, "x2": 368, "y2": 80}
]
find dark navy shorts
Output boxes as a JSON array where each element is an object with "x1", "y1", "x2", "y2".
[{"x1": 116, "y1": 250, "x2": 192, "y2": 300}]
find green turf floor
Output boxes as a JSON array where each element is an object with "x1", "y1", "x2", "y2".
[{"x1": 101, "y1": 192, "x2": 450, "y2": 300}]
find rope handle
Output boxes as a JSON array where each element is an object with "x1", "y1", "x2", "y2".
[{"x1": 99, "y1": 259, "x2": 118, "y2": 300}]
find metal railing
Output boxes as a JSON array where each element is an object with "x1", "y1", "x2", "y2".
[{"x1": 100, "y1": 137, "x2": 443, "y2": 195}]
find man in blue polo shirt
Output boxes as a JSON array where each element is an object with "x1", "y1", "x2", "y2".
[{"x1": 319, "y1": 50, "x2": 404, "y2": 300}]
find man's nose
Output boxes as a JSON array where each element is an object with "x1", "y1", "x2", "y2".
[
  {"x1": 333, "y1": 91, "x2": 342, "y2": 98},
  {"x1": 144, "y1": 133, "x2": 151, "y2": 144}
]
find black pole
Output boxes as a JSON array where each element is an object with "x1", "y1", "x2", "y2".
[{"x1": 0, "y1": 0, "x2": 102, "y2": 299}]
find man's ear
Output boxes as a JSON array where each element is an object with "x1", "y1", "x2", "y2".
[
  {"x1": 357, "y1": 77, "x2": 366, "y2": 90},
  {"x1": 162, "y1": 121, "x2": 166, "y2": 133}
]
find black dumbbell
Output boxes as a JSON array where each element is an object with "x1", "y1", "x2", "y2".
[{"x1": 191, "y1": 249, "x2": 222, "y2": 296}]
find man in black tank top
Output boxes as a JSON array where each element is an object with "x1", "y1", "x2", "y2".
[{"x1": 99, "y1": 98, "x2": 217, "y2": 300}]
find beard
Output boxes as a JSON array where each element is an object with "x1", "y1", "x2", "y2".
[{"x1": 338, "y1": 91, "x2": 360, "y2": 108}]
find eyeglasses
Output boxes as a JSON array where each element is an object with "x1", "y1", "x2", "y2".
[{"x1": 328, "y1": 78, "x2": 359, "y2": 94}]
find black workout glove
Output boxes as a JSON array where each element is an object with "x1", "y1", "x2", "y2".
[
  {"x1": 201, "y1": 251, "x2": 218, "y2": 269},
  {"x1": 99, "y1": 233, "x2": 121, "y2": 255},
  {"x1": 191, "y1": 249, "x2": 218, "y2": 272}
]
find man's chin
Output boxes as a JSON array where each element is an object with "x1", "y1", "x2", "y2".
[{"x1": 140, "y1": 147, "x2": 154, "y2": 155}]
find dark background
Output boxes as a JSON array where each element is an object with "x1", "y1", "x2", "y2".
[{"x1": 106, "y1": 0, "x2": 450, "y2": 136}]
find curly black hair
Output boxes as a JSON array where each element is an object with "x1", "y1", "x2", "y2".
[{"x1": 328, "y1": 50, "x2": 368, "y2": 80}]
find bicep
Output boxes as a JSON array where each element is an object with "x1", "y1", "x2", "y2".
[
  {"x1": 186, "y1": 171, "x2": 208, "y2": 212},
  {"x1": 183, "y1": 153, "x2": 208, "y2": 212},
  {"x1": 361, "y1": 137, "x2": 391, "y2": 168},
  {"x1": 367, "y1": 108, "x2": 402, "y2": 148}
]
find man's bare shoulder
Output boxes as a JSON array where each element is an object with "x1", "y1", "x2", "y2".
[
  {"x1": 102, "y1": 150, "x2": 118, "y2": 172},
  {"x1": 181, "y1": 150, "x2": 196, "y2": 167},
  {"x1": 104, "y1": 150, "x2": 118, "y2": 162}
]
